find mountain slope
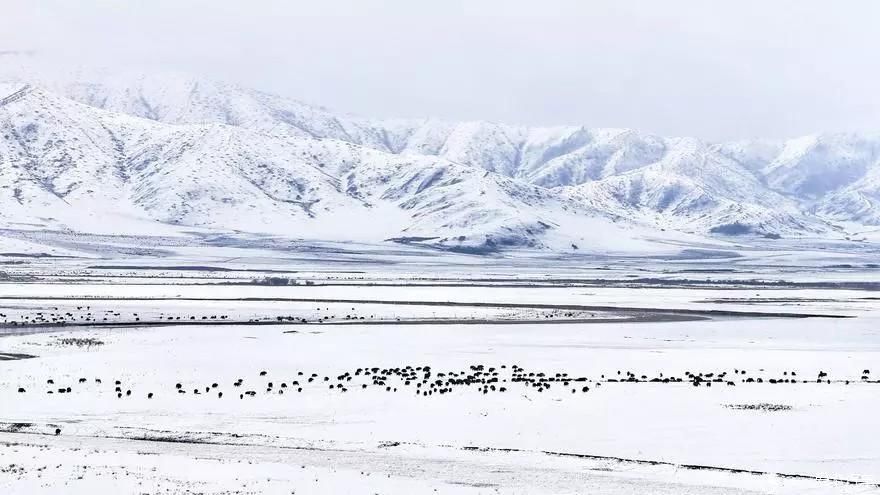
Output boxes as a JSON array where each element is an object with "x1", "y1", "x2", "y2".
[
  {"x1": 564, "y1": 138, "x2": 829, "y2": 235},
  {"x1": 2, "y1": 64, "x2": 879, "y2": 239},
  {"x1": 813, "y1": 165, "x2": 880, "y2": 225},
  {"x1": 1, "y1": 83, "x2": 702, "y2": 254},
  {"x1": 761, "y1": 134, "x2": 880, "y2": 200},
  {"x1": 717, "y1": 134, "x2": 880, "y2": 226}
]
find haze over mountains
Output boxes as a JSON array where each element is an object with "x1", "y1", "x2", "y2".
[{"x1": 1, "y1": 62, "x2": 879, "y2": 253}]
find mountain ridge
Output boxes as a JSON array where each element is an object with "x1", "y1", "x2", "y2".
[
  {"x1": 2, "y1": 67, "x2": 879, "y2": 254},
  {"x1": 2, "y1": 82, "x2": 709, "y2": 254},
  {"x1": 24, "y1": 70, "x2": 876, "y2": 229}
]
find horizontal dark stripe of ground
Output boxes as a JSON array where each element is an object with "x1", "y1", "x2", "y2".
[{"x1": 0, "y1": 295, "x2": 851, "y2": 319}]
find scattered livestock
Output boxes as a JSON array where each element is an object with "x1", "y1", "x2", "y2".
[{"x1": 11, "y1": 366, "x2": 876, "y2": 409}]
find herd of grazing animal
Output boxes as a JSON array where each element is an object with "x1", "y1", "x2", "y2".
[
  {"x1": 0, "y1": 305, "x2": 599, "y2": 329},
  {"x1": 0, "y1": 307, "x2": 236, "y2": 327},
  {"x1": 0, "y1": 306, "x2": 379, "y2": 328},
  {"x1": 0, "y1": 304, "x2": 393, "y2": 329},
  {"x1": 11, "y1": 367, "x2": 876, "y2": 413}
]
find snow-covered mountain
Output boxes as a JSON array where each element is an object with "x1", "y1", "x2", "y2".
[
  {"x1": 1, "y1": 81, "x2": 704, "y2": 254},
  {"x1": 2, "y1": 62, "x2": 879, "y2": 252},
  {"x1": 565, "y1": 138, "x2": 824, "y2": 236}
]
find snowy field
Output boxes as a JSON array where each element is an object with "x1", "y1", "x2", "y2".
[{"x1": 1, "y1": 247, "x2": 879, "y2": 494}]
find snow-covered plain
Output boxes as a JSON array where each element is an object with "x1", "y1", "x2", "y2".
[
  {"x1": 2, "y1": 58, "x2": 880, "y2": 494},
  {"x1": 1, "y1": 252, "x2": 879, "y2": 494}
]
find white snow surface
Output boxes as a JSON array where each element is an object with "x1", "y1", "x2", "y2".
[{"x1": 1, "y1": 281, "x2": 879, "y2": 494}]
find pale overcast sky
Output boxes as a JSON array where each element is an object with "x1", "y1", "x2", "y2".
[{"x1": 3, "y1": 0, "x2": 879, "y2": 140}]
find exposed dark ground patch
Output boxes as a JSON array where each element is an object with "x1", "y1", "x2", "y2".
[
  {"x1": 701, "y1": 298, "x2": 841, "y2": 304},
  {"x1": 0, "y1": 313, "x2": 706, "y2": 335},
  {"x1": 14, "y1": 273, "x2": 880, "y2": 291},
  {"x1": 462, "y1": 445, "x2": 880, "y2": 488},
  {"x1": 87, "y1": 265, "x2": 300, "y2": 273},
  {"x1": 0, "y1": 296, "x2": 847, "y2": 336},
  {"x1": 0, "y1": 352, "x2": 36, "y2": 361}
]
